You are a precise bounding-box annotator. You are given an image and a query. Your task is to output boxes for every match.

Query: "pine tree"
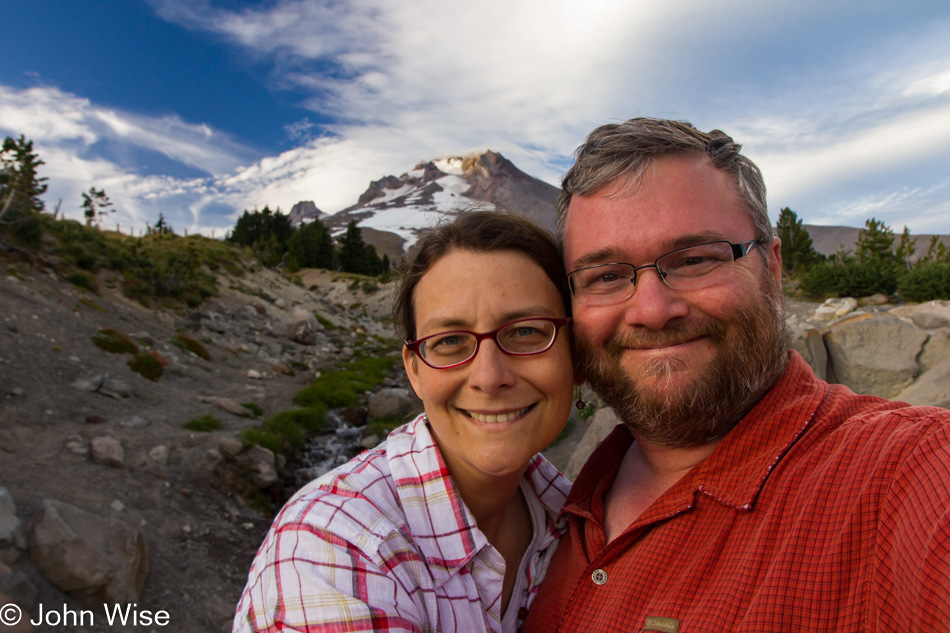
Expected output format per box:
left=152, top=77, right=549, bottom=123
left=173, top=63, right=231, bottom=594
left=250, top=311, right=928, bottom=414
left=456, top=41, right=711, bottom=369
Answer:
left=81, top=187, right=113, bottom=226
left=287, top=219, right=335, bottom=270
left=855, top=218, right=897, bottom=263
left=151, top=213, right=174, bottom=235
left=894, top=226, right=916, bottom=269
left=775, top=207, right=821, bottom=275
left=0, top=135, right=47, bottom=220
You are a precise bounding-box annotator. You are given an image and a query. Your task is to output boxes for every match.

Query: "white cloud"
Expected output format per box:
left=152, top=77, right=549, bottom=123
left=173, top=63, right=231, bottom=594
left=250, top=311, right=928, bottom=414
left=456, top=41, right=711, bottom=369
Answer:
left=6, top=1, right=950, bottom=235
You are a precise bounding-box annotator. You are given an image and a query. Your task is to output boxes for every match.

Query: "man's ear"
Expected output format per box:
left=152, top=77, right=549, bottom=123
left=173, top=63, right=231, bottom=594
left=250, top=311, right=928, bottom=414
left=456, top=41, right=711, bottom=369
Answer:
left=765, top=236, right=783, bottom=285
left=403, top=345, right=423, bottom=400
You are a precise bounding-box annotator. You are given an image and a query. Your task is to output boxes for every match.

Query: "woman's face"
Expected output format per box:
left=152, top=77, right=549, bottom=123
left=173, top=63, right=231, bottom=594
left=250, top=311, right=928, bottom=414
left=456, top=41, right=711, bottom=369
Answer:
left=403, top=249, right=576, bottom=486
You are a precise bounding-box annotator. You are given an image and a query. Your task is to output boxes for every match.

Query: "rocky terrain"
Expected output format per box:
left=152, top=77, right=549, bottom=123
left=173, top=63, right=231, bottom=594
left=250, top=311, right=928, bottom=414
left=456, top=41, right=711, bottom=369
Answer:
left=2, top=247, right=949, bottom=633
left=0, top=259, right=404, bottom=633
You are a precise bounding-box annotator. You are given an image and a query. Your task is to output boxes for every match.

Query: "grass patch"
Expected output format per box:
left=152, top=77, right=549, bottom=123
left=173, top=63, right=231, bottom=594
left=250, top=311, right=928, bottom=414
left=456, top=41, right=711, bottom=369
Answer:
left=241, top=354, right=400, bottom=457
left=293, top=355, right=399, bottom=409
left=78, top=297, right=107, bottom=312
left=241, top=402, right=263, bottom=417
left=184, top=414, right=222, bottom=432
left=366, top=414, right=408, bottom=438
left=93, top=328, right=139, bottom=354
left=174, top=332, right=212, bottom=360
left=239, top=405, right=327, bottom=454
left=314, top=313, right=335, bottom=330
left=128, top=351, right=165, bottom=381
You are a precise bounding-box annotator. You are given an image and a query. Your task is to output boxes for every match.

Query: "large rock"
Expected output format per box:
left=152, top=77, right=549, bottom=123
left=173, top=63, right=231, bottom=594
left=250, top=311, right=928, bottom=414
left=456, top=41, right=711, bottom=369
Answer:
left=565, top=408, right=622, bottom=481
left=368, top=388, right=422, bottom=420
left=30, top=499, right=148, bottom=607
left=286, top=308, right=322, bottom=346
left=239, top=445, right=279, bottom=489
left=824, top=315, right=929, bottom=398
left=894, top=357, right=950, bottom=408
left=789, top=323, right=828, bottom=381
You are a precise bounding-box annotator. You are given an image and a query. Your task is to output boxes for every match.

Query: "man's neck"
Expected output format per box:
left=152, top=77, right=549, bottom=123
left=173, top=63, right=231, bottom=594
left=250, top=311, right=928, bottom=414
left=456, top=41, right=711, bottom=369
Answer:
left=603, top=432, right=724, bottom=543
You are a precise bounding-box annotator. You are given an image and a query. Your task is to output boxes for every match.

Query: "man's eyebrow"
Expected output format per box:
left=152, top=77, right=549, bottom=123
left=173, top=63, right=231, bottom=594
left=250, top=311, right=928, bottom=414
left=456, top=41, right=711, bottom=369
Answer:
left=569, top=231, right=733, bottom=270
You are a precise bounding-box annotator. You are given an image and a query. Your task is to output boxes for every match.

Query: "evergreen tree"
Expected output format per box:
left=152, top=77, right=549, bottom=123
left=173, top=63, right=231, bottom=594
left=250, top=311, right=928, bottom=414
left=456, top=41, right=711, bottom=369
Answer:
left=895, top=226, right=916, bottom=269
left=775, top=207, right=821, bottom=275
left=227, top=206, right=293, bottom=266
left=920, top=235, right=950, bottom=265
left=81, top=187, right=113, bottom=226
left=337, top=221, right=383, bottom=275
left=0, top=135, right=47, bottom=220
left=287, top=219, right=335, bottom=270
left=150, top=213, right=174, bottom=235
left=855, top=217, right=897, bottom=263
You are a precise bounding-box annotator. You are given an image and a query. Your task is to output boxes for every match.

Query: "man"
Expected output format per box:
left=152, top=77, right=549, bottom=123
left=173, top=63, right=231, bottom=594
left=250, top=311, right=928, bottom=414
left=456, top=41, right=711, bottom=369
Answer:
left=522, top=118, right=950, bottom=632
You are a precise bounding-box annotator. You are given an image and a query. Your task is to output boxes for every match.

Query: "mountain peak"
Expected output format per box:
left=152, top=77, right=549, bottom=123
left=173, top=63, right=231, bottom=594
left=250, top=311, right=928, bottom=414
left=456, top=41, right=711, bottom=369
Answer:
left=315, top=150, right=558, bottom=258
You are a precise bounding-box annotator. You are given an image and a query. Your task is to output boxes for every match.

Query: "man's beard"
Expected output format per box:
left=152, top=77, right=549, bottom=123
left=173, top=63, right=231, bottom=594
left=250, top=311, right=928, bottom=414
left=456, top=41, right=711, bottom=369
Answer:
left=576, top=273, right=791, bottom=448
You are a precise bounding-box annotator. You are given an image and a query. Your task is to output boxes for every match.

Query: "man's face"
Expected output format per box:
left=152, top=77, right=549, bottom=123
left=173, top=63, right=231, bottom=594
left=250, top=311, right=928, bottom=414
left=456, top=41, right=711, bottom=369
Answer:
left=563, top=155, right=789, bottom=447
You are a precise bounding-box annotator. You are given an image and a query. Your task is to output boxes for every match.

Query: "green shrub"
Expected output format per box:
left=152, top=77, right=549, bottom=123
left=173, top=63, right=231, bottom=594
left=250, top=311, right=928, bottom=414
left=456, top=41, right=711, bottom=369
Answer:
left=75, top=253, right=99, bottom=272
left=899, top=262, right=950, bottom=302
left=128, top=351, right=165, bottom=381
left=174, top=332, right=212, bottom=360
left=67, top=271, right=99, bottom=293
left=184, top=415, right=222, bottom=432
left=92, top=328, right=139, bottom=354
left=240, top=405, right=327, bottom=453
left=799, top=256, right=900, bottom=299
left=241, top=402, right=264, bottom=417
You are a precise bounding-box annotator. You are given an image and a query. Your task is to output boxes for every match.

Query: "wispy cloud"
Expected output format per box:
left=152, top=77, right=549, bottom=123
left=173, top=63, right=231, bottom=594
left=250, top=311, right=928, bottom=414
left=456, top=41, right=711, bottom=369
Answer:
left=5, top=1, right=950, bottom=235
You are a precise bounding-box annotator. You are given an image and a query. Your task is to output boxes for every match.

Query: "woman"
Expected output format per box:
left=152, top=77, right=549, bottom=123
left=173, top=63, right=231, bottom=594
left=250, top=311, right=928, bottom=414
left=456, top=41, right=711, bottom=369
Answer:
left=233, top=211, right=579, bottom=633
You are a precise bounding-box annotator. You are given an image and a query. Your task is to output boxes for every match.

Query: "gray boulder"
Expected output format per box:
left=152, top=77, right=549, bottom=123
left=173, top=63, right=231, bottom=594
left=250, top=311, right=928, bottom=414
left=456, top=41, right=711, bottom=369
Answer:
left=30, top=499, right=148, bottom=607
left=368, top=388, right=422, bottom=420
left=824, top=315, right=929, bottom=398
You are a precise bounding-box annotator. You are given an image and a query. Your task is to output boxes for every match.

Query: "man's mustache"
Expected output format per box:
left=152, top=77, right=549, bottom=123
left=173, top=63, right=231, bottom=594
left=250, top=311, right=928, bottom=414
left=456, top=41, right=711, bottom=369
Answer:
left=602, top=319, right=728, bottom=356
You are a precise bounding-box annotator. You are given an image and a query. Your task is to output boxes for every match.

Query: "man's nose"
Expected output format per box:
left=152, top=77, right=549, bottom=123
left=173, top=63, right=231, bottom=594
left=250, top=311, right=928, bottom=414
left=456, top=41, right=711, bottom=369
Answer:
left=621, top=267, right=687, bottom=329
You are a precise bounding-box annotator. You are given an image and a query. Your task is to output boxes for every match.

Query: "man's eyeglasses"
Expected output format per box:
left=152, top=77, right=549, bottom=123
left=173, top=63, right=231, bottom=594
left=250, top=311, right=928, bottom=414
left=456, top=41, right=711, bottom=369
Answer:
left=568, top=239, right=763, bottom=306
left=405, top=317, right=571, bottom=369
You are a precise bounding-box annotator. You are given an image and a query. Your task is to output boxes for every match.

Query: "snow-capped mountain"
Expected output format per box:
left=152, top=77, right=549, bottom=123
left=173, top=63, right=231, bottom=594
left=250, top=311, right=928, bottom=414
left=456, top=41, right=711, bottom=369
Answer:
left=290, top=150, right=559, bottom=258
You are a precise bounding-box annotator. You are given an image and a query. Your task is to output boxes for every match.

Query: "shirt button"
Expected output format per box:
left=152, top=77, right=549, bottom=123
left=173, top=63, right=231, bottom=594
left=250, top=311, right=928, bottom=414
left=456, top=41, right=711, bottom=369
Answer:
left=591, top=569, right=608, bottom=585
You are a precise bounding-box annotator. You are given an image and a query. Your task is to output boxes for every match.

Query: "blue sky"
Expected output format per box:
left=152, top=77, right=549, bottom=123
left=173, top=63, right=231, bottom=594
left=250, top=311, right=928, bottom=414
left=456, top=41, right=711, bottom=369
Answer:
left=2, top=0, right=949, bottom=236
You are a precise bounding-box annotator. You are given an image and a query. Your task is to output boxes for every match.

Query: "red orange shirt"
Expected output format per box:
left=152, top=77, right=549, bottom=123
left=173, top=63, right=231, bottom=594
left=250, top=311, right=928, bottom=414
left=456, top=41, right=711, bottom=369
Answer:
left=523, top=352, right=950, bottom=632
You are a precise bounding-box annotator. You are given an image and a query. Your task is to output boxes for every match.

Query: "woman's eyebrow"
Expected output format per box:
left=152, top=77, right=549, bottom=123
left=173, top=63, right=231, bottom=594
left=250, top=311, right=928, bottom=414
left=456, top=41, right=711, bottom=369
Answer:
left=417, top=305, right=560, bottom=335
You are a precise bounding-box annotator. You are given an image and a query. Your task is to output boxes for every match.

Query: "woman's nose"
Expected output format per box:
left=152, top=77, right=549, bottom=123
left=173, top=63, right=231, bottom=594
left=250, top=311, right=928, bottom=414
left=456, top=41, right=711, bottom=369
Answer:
left=466, top=339, right=516, bottom=393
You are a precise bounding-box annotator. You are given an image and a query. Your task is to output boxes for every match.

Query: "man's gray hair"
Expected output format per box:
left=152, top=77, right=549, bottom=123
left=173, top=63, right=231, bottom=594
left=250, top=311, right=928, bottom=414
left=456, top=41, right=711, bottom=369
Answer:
left=557, top=118, right=773, bottom=244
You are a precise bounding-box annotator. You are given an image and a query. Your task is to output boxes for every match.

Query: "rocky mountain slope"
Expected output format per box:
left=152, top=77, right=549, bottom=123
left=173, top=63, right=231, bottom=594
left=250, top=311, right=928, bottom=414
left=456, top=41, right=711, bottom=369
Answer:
left=291, top=150, right=559, bottom=259
left=0, top=257, right=403, bottom=632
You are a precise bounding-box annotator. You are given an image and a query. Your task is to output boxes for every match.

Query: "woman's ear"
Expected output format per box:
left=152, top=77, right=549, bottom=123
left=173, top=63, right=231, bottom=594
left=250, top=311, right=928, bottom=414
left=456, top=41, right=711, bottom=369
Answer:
left=403, top=345, right=423, bottom=399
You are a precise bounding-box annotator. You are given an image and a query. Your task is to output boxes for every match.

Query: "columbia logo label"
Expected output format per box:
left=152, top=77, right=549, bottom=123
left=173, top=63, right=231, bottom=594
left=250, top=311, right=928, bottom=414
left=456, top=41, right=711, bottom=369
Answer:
left=644, top=616, right=680, bottom=633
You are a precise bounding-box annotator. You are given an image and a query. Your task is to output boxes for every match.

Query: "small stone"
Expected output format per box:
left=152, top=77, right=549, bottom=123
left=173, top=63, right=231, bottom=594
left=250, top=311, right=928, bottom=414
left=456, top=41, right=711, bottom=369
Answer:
left=90, top=436, right=124, bottom=468
left=149, top=445, right=170, bottom=465
left=120, top=415, right=150, bottom=429
left=110, top=499, right=125, bottom=512
left=247, top=369, right=263, bottom=379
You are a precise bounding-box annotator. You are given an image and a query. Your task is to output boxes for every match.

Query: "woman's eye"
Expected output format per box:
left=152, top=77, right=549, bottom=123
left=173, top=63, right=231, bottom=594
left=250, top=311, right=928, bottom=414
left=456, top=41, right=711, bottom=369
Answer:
left=430, top=335, right=463, bottom=349
left=512, top=326, right=540, bottom=337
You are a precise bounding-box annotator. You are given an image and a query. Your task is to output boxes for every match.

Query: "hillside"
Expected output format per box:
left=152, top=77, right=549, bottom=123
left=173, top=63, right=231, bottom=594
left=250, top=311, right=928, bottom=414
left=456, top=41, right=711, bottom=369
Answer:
left=0, top=240, right=405, bottom=632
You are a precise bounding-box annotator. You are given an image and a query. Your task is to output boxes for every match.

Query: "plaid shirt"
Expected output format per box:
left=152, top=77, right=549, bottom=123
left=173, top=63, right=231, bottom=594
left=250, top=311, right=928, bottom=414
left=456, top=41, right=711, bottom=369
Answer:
left=523, top=352, right=950, bottom=632
left=234, top=414, right=570, bottom=633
